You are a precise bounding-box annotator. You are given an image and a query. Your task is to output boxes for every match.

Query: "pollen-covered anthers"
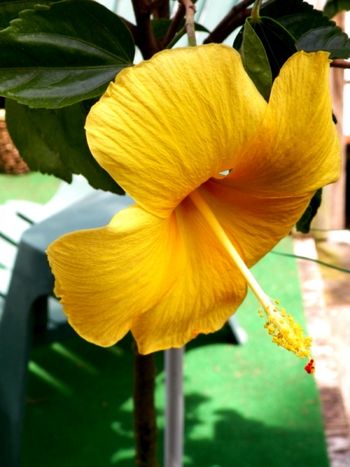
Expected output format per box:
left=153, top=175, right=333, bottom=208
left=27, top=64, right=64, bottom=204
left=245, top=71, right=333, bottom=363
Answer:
left=258, top=300, right=312, bottom=358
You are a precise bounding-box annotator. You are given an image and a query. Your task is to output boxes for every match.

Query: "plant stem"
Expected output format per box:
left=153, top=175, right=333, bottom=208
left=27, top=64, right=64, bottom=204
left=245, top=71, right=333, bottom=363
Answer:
left=181, top=0, right=196, bottom=46
left=251, top=0, right=263, bottom=22
left=204, top=0, right=254, bottom=44
left=162, top=2, right=186, bottom=48
left=133, top=344, right=158, bottom=467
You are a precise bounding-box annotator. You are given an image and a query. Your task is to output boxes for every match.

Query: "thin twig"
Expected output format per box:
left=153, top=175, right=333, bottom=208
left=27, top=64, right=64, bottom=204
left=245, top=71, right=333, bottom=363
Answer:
left=181, top=0, right=196, bottom=46
left=331, top=59, right=350, bottom=69
left=132, top=0, right=160, bottom=58
left=204, top=0, right=254, bottom=44
left=162, top=2, right=186, bottom=48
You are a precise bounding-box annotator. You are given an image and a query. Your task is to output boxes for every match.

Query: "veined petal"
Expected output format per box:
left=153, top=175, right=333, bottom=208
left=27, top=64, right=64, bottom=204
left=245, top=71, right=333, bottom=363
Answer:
left=48, top=196, right=248, bottom=353
left=47, top=206, right=179, bottom=347
left=131, top=196, right=247, bottom=354
left=86, top=44, right=267, bottom=218
left=201, top=180, right=311, bottom=268
left=222, top=51, right=340, bottom=196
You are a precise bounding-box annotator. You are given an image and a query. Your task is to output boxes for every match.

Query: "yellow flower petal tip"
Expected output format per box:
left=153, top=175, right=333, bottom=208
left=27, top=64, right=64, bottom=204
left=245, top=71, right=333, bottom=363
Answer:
left=259, top=300, right=312, bottom=359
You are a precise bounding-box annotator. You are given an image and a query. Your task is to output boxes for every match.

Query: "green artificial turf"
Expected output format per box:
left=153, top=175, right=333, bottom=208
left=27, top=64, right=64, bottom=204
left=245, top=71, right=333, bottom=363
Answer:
left=0, top=172, right=60, bottom=205
left=22, top=238, right=328, bottom=467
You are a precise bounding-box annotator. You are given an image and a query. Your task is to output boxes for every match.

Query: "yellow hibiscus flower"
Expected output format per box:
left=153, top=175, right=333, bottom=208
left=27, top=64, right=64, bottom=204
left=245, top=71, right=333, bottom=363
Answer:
left=47, top=44, right=340, bottom=357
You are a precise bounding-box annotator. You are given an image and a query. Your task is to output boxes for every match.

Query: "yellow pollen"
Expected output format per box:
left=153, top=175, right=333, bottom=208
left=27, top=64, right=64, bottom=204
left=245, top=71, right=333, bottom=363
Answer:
left=189, top=190, right=312, bottom=360
left=260, top=300, right=311, bottom=358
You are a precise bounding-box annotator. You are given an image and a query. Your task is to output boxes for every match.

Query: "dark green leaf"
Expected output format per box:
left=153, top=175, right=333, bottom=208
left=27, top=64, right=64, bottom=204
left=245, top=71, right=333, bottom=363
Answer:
left=262, top=0, right=321, bottom=20
left=0, top=0, right=50, bottom=30
left=6, top=99, right=123, bottom=194
left=241, top=19, right=272, bottom=100
left=297, top=25, right=350, bottom=58
left=262, top=0, right=350, bottom=58
left=262, top=0, right=335, bottom=40
left=0, top=0, right=135, bottom=108
left=6, top=0, right=135, bottom=61
left=152, top=18, right=172, bottom=40
left=233, top=27, right=243, bottom=50
left=296, top=189, right=322, bottom=233
left=0, top=65, right=126, bottom=109
left=324, top=0, right=350, bottom=18
left=246, top=17, right=296, bottom=79
left=277, top=13, right=331, bottom=40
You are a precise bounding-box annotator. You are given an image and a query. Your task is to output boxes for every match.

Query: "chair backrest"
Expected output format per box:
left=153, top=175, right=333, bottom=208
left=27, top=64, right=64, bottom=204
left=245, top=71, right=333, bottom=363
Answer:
left=0, top=175, right=95, bottom=311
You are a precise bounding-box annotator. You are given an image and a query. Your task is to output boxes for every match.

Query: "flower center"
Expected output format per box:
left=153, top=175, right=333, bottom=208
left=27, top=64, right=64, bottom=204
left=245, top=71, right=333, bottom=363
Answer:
left=189, top=189, right=312, bottom=361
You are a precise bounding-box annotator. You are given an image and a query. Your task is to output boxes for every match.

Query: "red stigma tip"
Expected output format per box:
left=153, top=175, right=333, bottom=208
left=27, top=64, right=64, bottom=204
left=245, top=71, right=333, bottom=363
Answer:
left=304, top=359, right=315, bottom=374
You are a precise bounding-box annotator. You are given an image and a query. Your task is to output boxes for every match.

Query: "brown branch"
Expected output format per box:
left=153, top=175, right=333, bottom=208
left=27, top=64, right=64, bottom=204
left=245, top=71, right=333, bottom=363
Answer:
left=162, top=2, right=186, bottom=48
left=151, top=0, right=170, bottom=19
left=133, top=347, right=158, bottom=467
left=204, top=0, right=254, bottom=44
left=331, top=59, right=350, bottom=69
left=132, top=0, right=160, bottom=59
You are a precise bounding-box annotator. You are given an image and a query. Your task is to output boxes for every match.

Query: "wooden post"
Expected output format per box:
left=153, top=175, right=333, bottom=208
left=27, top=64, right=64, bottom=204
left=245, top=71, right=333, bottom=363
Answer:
left=313, top=10, right=347, bottom=233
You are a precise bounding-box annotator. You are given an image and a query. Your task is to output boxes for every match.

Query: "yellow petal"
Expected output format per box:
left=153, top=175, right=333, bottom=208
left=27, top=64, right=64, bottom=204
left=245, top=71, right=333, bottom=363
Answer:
left=86, top=44, right=267, bottom=218
left=131, top=195, right=247, bottom=354
left=47, top=206, right=179, bottom=347
left=200, top=180, right=311, bottom=267
left=222, top=51, right=340, bottom=196
left=188, top=188, right=313, bottom=360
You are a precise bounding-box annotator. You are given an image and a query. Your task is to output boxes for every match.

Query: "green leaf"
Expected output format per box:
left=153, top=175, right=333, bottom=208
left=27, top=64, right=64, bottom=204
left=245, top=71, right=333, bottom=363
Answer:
left=0, top=0, right=135, bottom=108
left=234, top=17, right=296, bottom=78
left=0, top=65, right=126, bottom=109
left=262, top=0, right=335, bottom=40
left=6, top=99, right=123, bottom=194
left=277, top=13, right=330, bottom=40
left=240, top=19, right=272, bottom=100
left=260, top=0, right=350, bottom=59
left=241, top=17, right=296, bottom=79
left=297, top=25, right=350, bottom=58
left=324, top=0, right=350, bottom=18
left=296, top=189, right=322, bottom=233
left=0, top=0, right=49, bottom=30
left=151, top=18, right=172, bottom=40
left=262, top=0, right=324, bottom=21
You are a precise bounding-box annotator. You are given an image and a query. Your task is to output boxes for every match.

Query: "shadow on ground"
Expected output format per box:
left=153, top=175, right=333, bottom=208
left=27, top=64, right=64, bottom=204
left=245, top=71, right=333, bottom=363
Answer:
left=22, top=327, right=328, bottom=467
